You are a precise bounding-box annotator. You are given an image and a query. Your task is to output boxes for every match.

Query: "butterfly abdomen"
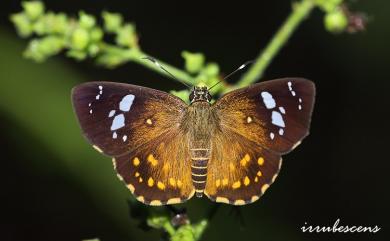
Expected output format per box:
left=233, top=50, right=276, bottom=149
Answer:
left=186, top=101, right=216, bottom=197
left=190, top=149, right=210, bottom=197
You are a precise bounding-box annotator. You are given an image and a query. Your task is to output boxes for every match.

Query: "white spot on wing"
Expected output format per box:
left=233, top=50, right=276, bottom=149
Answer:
left=89, top=109, right=93, bottom=114
left=270, top=132, right=275, bottom=140
left=119, top=94, right=135, bottom=112
left=123, top=135, right=127, bottom=142
left=288, top=81, right=292, bottom=90
left=298, top=104, right=302, bottom=110
left=113, top=132, right=117, bottom=139
left=291, top=91, right=296, bottom=96
left=88, top=103, right=91, bottom=107
left=299, top=98, right=302, bottom=103
left=108, top=110, right=116, bottom=117
left=99, top=85, right=103, bottom=90
left=271, top=111, right=285, bottom=127
left=111, top=114, right=125, bottom=130
left=96, top=95, right=100, bottom=100
left=279, top=106, right=286, bottom=114
left=261, top=91, right=276, bottom=109
left=279, top=128, right=284, bottom=135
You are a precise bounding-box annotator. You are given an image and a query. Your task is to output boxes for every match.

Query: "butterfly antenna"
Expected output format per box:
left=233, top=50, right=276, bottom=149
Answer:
left=142, top=56, right=191, bottom=88
left=208, top=60, right=254, bottom=90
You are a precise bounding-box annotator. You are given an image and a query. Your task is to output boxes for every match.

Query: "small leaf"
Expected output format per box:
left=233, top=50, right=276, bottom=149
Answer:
left=102, top=11, right=123, bottom=33
left=24, top=36, right=65, bottom=61
left=115, top=23, right=137, bottom=48
left=182, top=51, right=205, bottom=74
left=10, top=13, right=33, bottom=37
left=79, top=11, right=96, bottom=29
left=71, top=27, right=90, bottom=50
left=22, top=1, right=45, bottom=21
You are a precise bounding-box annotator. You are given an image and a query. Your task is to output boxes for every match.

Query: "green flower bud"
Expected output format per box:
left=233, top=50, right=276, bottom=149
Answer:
left=10, top=13, right=33, bottom=37
left=71, top=27, right=90, bottom=50
left=102, top=11, right=123, bottom=33
left=115, top=24, right=137, bottom=48
left=324, top=9, right=348, bottom=33
left=203, top=62, right=219, bottom=77
left=24, top=36, right=64, bottom=61
left=67, top=49, right=87, bottom=60
left=182, top=51, right=205, bottom=74
left=90, top=27, right=103, bottom=42
left=32, top=17, right=45, bottom=34
left=22, top=1, right=45, bottom=21
left=79, top=11, right=96, bottom=29
left=88, top=44, right=100, bottom=57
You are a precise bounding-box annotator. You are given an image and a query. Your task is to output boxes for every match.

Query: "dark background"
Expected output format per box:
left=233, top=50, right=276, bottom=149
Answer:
left=0, top=1, right=388, bottom=241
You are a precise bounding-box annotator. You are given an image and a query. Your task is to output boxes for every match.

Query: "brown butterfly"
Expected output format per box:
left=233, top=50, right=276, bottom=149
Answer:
left=72, top=78, right=315, bottom=205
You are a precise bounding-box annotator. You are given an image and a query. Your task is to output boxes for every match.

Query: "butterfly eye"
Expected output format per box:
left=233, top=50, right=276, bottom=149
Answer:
left=206, top=92, right=212, bottom=102
left=189, top=92, right=195, bottom=102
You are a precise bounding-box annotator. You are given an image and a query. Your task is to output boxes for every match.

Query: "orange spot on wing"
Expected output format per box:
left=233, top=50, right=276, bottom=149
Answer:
left=169, top=178, right=176, bottom=187
left=244, top=176, right=250, bottom=186
left=240, top=154, right=251, bottom=167
left=177, top=180, right=183, bottom=188
left=216, top=179, right=221, bottom=188
left=133, top=157, right=140, bottom=166
left=257, top=157, right=264, bottom=166
left=148, top=177, right=154, bottom=187
left=157, top=181, right=166, bottom=190
left=232, top=181, right=241, bottom=189
left=147, top=154, right=159, bottom=166
left=222, top=178, right=228, bottom=186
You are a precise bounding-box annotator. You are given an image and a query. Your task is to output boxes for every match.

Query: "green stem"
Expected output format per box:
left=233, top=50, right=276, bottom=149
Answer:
left=235, top=0, right=315, bottom=90
left=128, top=49, right=195, bottom=86
left=193, top=219, right=208, bottom=240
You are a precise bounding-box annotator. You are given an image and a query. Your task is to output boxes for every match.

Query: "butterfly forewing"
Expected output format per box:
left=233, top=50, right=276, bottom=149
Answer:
left=213, top=78, right=315, bottom=154
left=72, top=82, right=195, bottom=205
left=72, top=81, right=187, bottom=156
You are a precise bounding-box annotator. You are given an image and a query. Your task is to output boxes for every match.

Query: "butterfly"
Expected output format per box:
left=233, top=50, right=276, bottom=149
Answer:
left=72, top=78, right=315, bottom=206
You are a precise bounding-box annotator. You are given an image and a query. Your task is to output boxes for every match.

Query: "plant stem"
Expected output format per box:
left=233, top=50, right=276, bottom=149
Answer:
left=128, top=50, right=196, bottom=86
left=235, top=0, right=315, bottom=90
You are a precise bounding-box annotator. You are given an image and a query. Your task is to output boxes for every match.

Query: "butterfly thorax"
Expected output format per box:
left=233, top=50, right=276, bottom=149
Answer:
left=183, top=100, right=218, bottom=197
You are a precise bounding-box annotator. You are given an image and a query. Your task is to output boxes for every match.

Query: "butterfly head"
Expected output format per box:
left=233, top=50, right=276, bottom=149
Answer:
left=189, top=86, right=212, bottom=103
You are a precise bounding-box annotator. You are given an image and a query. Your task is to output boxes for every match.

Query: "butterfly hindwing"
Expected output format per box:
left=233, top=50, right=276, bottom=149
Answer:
left=204, top=127, right=282, bottom=205
left=72, top=81, right=187, bottom=156
left=213, top=78, right=315, bottom=154
left=114, top=131, right=195, bottom=205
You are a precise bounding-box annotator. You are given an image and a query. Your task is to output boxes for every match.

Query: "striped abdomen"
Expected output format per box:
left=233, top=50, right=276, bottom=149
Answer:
left=190, top=148, right=210, bottom=197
